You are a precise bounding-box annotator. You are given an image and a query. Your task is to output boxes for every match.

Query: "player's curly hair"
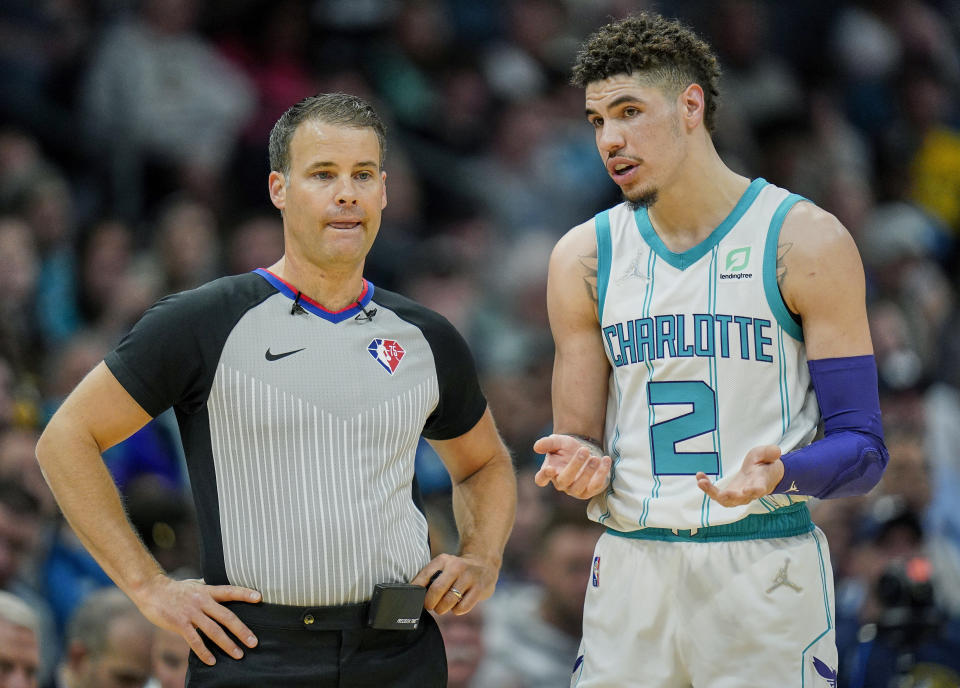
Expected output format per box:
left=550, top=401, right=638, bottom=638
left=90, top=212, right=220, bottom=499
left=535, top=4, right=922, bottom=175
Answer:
left=571, top=13, right=722, bottom=132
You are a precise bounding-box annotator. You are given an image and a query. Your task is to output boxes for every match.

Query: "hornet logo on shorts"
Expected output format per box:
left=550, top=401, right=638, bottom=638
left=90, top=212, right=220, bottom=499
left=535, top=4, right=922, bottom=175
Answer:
left=368, top=339, right=405, bottom=374
left=812, top=657, right=837, bottom=686
left=591, top=556, right=600, bottom=587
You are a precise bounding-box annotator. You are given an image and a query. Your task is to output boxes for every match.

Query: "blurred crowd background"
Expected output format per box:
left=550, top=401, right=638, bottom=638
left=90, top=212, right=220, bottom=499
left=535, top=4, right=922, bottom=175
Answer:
left=1, top=0, right=960, bottom=685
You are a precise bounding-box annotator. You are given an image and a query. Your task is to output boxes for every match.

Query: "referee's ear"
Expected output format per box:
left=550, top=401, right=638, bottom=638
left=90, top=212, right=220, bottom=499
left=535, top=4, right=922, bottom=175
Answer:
left=268, top=170, right=287, bottom=211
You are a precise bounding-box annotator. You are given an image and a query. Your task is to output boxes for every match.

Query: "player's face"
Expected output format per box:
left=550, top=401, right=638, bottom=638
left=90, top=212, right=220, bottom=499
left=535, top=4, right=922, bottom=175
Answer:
left=585, top=73, right=687, bottom=208
left=0, top=620, right=39, bottom=688
left=269, top=121, right=387, bottom=270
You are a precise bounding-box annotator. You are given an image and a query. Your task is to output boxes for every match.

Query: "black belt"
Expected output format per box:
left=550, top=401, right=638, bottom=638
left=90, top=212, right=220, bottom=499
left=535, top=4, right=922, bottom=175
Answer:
left=223, top=600, right=371, bottom=631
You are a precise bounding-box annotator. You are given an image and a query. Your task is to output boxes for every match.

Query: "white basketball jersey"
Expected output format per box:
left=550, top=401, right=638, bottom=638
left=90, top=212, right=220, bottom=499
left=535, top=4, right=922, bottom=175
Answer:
left=588, top=178, right=820, bottom=532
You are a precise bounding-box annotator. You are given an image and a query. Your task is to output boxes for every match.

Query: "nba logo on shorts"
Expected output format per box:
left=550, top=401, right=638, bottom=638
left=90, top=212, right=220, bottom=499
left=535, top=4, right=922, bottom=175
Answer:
left=368, top=339, right=405, bottom=374
left=592, top=556, right=600, bottom=587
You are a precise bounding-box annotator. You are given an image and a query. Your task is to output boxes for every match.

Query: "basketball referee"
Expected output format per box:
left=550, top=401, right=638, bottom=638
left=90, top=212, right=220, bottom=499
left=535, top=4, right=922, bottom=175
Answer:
left=36, top=93, right=517, bottom=687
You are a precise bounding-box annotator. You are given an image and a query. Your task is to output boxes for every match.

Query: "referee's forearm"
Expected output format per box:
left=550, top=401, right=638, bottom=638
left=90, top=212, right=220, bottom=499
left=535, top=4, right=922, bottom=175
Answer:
left=36, top=415, right=164, bottom=595
left=451, top=450, right=517, bottom=566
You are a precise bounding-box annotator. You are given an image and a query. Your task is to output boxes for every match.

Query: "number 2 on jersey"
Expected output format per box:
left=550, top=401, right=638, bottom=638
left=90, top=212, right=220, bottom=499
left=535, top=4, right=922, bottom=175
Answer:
left=648, top=381, right=719, bottom=475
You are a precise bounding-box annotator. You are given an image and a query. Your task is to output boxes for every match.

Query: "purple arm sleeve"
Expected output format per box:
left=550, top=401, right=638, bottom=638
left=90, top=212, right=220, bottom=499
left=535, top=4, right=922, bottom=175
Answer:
left=773, top=355, right=889, bottom=499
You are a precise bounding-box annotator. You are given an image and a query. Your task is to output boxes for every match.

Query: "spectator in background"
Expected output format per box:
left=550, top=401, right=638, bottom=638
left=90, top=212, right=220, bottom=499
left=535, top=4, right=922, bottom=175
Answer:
left=0, top=589, right=40, bottom=688
left=79, top=0, right=254, bottom=218
left=224, top=214, right=284, bottom=275
left=0, top=217, right=42, bottom=378
left=368, top=0, right=451, bottom=130
left=10, top=165, right=80, bottom=351
left=39, top=333, right=109, bottom=420
left=829, top=0, right=959, bottom=137
left=73, top=218, right=155, bottom=341
left=921, top=304, right=960, bottom=620
left=0, top=428, right=54, bottom=520
left=434, top=606, right=488, bottom=688
left=497, top=469, right=551, bottom=582
left=473, top=510, right=602, bottom=688
left=0, top=355, right=17, bottom=432
left=0, top=481, right=43, bottom=595
left=51, top=588, right=153, bottom=688
left=0, top=133, right=79, bottom=349
left=0, top=480, right=56, bottom=685
left=891, top=59, right=960, bottom=237
left=147, top=198, right=221, bottom=294
left=836, top=502, right=960, bottom=686
left=146, top=628, right=188, bottom=688
left=709, top=0, right=802, bottom=172
left=217, top=0, right=318, bottom=210
left=0, top=0, right=90, bottom=159
left=124, top=482, right=198, bottom=577
left=480, top=0, right=566, bottom=103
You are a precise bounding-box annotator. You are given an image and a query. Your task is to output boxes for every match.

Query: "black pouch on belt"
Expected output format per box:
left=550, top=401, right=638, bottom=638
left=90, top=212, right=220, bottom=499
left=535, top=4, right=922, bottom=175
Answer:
left=367, top=583, right=426, bottom=630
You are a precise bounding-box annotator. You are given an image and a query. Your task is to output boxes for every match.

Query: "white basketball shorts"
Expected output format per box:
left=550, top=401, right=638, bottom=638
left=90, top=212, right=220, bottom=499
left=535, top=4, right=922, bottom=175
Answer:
left=572, top=526, right=837, bottom=687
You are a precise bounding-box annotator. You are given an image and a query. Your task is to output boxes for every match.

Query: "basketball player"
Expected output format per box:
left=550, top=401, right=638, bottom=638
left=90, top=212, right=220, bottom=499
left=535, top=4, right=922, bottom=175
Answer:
left=534, top=14, right=888, bottom=687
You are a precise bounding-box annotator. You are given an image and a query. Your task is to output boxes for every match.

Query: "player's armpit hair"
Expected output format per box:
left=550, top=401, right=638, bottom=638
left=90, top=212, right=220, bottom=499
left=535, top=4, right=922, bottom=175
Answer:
left=773, top=355, right=889, bottom=499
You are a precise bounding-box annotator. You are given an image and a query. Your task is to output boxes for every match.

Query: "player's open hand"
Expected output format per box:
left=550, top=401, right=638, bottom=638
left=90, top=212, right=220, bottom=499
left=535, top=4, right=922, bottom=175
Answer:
left=413, top=552, right=498, bottom=616
left=130, top=575, right=262, bottom=666
left=695, top=444, right=785, bottom=507
left=533, top=434, right=612, bottom=500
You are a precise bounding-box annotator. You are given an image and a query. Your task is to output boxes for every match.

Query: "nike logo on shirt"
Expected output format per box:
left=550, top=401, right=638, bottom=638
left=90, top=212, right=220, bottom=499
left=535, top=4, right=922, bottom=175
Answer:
left=265, top=347, right=305, bottom=361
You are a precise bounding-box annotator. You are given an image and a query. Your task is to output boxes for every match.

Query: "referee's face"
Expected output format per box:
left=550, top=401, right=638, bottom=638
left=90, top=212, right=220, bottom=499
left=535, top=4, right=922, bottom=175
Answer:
left=269, top=120, right=387, bottom=270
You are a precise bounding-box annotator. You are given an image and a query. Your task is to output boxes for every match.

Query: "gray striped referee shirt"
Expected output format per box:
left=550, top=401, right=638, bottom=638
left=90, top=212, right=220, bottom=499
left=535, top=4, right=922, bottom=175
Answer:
left=105, top=269, right=487, bottom=606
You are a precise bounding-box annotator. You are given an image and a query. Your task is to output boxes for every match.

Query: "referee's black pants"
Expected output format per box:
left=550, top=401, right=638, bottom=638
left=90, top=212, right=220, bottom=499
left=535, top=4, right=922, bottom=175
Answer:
left=186, top=601, right=447, bottom=687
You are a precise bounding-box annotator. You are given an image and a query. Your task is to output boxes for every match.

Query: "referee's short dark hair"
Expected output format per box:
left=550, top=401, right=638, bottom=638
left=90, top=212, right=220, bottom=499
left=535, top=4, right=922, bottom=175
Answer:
left=268, top=93, right=387, bottom=175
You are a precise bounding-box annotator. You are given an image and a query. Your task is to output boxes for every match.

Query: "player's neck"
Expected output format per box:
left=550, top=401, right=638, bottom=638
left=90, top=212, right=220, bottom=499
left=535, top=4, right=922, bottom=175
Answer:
left=646, top=150, right=751, bottom=253
left=267, top=256, right=366, bottom=312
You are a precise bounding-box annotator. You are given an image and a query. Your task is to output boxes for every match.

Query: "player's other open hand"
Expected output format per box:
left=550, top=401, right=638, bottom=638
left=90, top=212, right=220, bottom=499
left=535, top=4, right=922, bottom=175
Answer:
left=533, top=434, right=612, bottom=499
left=695, top=444, right=785, bottom=507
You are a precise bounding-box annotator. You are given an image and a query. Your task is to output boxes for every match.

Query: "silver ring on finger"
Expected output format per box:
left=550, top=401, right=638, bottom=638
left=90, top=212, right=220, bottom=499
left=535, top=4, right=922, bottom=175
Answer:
left=448, top=587, right=464, bottom=601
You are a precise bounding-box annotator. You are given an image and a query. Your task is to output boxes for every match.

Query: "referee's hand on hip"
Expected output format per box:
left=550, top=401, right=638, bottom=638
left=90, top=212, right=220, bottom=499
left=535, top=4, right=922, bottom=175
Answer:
left=131, top=574, right=262, bottom=666
left=413, top=552, right=498, bottom=616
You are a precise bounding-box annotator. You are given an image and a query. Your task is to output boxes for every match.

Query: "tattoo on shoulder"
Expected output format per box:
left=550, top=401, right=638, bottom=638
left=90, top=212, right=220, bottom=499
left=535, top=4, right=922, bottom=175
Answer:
left=578, top=249, right=599, bottom=305
left=776, top=241, right=793, bottom=287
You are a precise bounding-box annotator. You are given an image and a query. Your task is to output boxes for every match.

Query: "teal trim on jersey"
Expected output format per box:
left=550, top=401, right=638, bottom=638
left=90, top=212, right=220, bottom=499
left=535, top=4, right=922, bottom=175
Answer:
left=640, top=249, right=658, bottom=527
left=610, top=502, right=813, bottom=542
left=702, top=246, right=721, bottom=527
left=800, top=529, right=834, bottom=687
left=597, top=210, right=617, bottom=524
left=600, top=361, right=624, bottom=525
left=777, top=327, right=791, bottom=436
left=595, top=210, right=613, bottom=322
left=633, top=178, right=768, bottom=271
left=763, top=194, right=806, bottom=341
left=703, top=250, right=719, bottom=524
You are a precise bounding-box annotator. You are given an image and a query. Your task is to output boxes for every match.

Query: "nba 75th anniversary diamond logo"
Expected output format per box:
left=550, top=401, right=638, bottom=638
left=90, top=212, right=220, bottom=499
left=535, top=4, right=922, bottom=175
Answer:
left=368, top=339, right=405, bottom=374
